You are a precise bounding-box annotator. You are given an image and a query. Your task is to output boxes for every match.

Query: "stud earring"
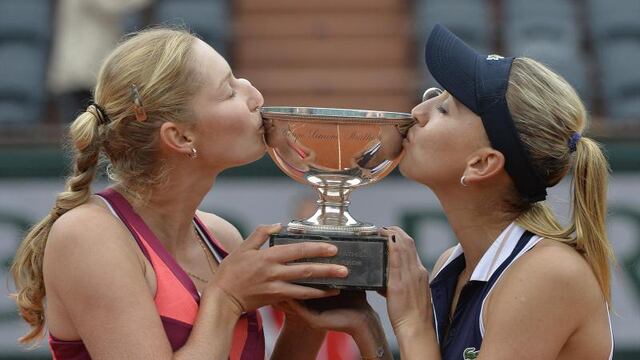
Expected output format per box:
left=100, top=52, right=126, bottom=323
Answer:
left=189, top=148, right=198, bottom=159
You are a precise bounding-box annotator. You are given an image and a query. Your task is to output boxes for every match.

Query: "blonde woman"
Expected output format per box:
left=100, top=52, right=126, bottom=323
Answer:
left=383, top=24, right=615, bottom=359
left=10, top=28, right=366, bottom=359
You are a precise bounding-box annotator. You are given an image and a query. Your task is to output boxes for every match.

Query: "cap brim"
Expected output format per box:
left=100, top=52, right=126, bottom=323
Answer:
left=425, top=24, right=480, bottom=113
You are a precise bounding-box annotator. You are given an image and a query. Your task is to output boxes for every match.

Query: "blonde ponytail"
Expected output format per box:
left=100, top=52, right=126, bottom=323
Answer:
left=11, top=108, right=102, bottom=343
left=507, top=57, right=614, bottom=303
left=570, top=138, right=613, bottom=301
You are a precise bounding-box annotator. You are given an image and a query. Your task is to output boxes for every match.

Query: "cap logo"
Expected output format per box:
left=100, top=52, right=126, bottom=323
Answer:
left=486, top=54, right=504, bottom=61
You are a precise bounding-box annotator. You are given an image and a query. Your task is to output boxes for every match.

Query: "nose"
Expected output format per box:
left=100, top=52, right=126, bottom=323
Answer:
left=238, top=78, right=264, bottom=111
left=253, top=88, right=265, bottom=111
left=411, top=103, right=429, bottom=126
left=411, top=87, right=444, bottom=126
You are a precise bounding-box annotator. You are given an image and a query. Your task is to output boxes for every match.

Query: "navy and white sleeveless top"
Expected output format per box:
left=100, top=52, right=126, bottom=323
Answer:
left=429, top=223, right=614, bottom=360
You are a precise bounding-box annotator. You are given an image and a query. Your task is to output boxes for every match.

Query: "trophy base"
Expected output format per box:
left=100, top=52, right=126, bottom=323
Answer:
left=269, top=231, right=387, bottom=290
left=303, top=290, right=366, bottom=313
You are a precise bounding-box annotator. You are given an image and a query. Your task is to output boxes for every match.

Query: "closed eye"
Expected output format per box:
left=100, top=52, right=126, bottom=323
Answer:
left=437, top=104, right=448, bottom=114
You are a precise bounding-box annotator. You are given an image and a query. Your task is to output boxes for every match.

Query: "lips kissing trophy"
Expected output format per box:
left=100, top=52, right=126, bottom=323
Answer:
left=261, top=107, right=414, bottom=290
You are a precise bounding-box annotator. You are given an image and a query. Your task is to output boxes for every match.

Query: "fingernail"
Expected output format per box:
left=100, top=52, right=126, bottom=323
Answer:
left=272, top=223, right=281, bottom=227
left=326, top=245, right=338, bottom=254
left=392, top=235, right=396, bottom=243
left=338, top=266, right=349, bottom=276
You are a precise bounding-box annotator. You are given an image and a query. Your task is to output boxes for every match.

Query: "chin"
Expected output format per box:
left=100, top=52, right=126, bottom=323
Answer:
left=221, top=144, right=265, bottom=170
left=243, top=146, right=267, bottom=166
left=398, top=160, right=415, bottom=181
left=399, top=159, right=433, bottom=187
left=252, top=148, right=266, bottom=163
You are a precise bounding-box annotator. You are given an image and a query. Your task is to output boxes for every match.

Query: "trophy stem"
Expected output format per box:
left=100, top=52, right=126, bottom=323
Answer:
left=317, top=186, right=352, bottom=209
left=287, top=186, right=377, bottom=235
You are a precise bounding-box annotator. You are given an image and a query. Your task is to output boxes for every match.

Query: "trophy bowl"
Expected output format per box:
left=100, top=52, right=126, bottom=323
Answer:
left=262, top=106, right=415, bottom=290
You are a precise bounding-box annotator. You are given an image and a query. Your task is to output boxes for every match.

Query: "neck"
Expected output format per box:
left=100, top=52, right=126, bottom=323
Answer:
left=435, top=190, right=515, bottom=273
left=117, top=164, right=218, bottom=253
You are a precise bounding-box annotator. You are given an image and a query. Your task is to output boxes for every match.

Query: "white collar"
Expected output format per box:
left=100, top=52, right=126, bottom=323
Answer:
left=431, top=222, right=526, bottom=282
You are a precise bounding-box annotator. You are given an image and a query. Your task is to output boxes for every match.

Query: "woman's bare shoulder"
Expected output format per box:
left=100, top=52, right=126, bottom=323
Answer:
left=47, top=199, right=135, bottom=253
left=479, top=239, right=609, bottom=358
left=488, top=238, right=605, bottom=322
left=43, top=199, right=174, bottom=357
left=511, top=239, right=601, bottom=296
left=45, top=198, right=145, bottom=291
left=195, top=210, right=244, bottom=253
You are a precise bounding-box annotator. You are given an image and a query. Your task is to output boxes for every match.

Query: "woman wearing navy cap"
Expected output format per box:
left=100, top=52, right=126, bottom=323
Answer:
left=381, top=24, right=615, bottom=359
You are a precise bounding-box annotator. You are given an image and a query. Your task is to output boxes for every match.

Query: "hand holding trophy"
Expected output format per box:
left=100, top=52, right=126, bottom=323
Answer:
left=262, top=107, right=415, bottom=290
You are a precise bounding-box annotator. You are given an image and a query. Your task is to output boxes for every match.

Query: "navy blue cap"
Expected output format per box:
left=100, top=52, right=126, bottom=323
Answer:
left=425, top=24, right=547, bottom=203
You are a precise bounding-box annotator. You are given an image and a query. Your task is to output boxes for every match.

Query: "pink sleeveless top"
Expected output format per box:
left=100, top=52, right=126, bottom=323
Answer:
left=48, top=188, right=265, bottom=359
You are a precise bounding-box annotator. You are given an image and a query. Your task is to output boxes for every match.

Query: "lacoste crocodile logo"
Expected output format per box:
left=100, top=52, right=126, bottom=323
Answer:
left=463, top=347, right=479, bottom=359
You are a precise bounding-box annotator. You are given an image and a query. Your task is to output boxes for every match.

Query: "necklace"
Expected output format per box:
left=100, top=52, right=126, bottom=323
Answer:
left=187, top=271, right=209, bottom=283
left=187, top=225, right=216, bottom=283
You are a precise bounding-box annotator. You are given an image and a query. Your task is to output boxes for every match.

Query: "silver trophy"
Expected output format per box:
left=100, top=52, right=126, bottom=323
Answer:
left=262, top=106, right=415, bottom=290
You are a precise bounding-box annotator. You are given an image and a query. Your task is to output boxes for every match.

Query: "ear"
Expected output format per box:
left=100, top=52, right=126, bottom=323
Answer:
left=462, top=147, right=505, bottom=185
left=159, top=121, right=196, bottom=157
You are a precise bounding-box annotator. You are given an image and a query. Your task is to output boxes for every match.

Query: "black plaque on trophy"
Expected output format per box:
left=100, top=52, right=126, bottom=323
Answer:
left=270, top=232, right=387, bottom=290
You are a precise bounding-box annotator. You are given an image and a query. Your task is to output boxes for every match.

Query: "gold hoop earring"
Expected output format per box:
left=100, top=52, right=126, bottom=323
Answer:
left=189, top=148, right=198, bottom=159
left=460, top=175, right=468, bottom=187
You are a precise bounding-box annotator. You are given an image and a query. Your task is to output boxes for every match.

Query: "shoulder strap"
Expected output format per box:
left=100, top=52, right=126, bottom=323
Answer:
left=478, top=230, right=541, bottom=337
left=193, top=215, right=228, bottom=262
left=484, top=231, right=536, bottom=287
left=96, top=188, right=200, bottom=302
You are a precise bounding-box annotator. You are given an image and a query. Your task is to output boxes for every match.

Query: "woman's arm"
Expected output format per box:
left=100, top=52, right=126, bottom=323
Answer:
left=46, top=209, right=346, bottom=359
left=45, top=208, right=240, bottom=359
left=381, top=226, right=440, bottom=360
left=477, top=243, right=594, bottom=360
left=271, top=317, right=326, bottom=360
left=382, top=228, right=599, bottom=360
left=272, top=293, right=393, bottom=360
left=199, top=212, right=345, bottom=360
left=349, top=308, right=392, bottom=360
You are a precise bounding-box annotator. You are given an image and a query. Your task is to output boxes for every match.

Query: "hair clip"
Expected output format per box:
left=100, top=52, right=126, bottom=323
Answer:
left=130, top=84, right=148, bottom=122
left=88, top=101, right=110, bottom=125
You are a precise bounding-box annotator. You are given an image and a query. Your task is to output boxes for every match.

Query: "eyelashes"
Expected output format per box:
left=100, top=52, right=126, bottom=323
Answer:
left=436, top=104, right=448, bottom=114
